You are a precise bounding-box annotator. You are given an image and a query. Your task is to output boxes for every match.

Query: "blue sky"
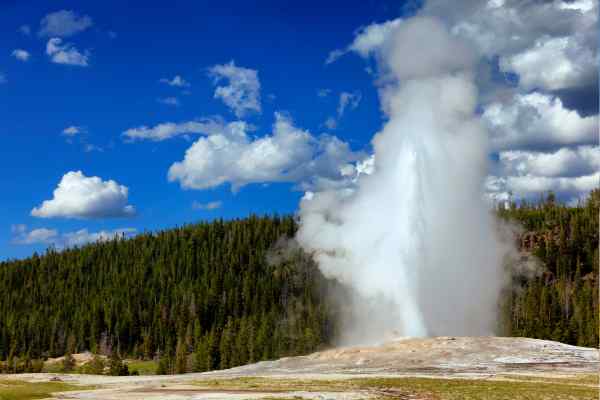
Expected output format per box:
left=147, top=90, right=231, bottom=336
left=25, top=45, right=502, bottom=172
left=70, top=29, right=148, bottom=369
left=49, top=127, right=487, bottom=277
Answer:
left=1, top=0, right=597, bottom=260
left=0, top=1, right=409, bottom=260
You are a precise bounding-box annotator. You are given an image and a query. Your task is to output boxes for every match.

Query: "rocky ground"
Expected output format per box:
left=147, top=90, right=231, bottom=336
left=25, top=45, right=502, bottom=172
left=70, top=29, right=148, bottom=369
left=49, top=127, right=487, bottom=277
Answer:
left=3, top=337, right=599, bottom=399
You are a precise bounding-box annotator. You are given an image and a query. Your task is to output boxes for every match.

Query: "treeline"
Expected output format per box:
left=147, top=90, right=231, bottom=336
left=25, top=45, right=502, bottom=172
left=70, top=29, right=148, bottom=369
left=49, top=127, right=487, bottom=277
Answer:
left=499, top=189, right=599, bottom=347
left=0, top=192, right=598, bottom=374
left=0, top=215, right=340, bottom=373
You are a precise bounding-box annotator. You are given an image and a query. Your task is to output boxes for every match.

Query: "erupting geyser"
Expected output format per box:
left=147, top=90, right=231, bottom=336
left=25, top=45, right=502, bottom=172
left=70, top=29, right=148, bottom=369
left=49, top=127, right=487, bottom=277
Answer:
left=297, top=17, right=511, bottom=344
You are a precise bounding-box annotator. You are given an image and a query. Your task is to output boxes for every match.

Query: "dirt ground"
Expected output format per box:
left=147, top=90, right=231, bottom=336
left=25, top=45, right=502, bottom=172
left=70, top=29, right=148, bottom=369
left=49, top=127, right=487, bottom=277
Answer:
left=4, top=336, right=599, bottom=399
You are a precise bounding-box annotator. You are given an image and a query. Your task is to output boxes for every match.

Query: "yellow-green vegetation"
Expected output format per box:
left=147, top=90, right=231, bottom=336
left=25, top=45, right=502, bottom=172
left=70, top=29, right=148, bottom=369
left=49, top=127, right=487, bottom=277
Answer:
left=0, top=379, right=89, bottom=400
left=40, top=361, right=86, bottom=374
left=40, top=362, right=63, bottom=374
left=195, top=377, right=345, bottom=393
left=40, top=357, right=154, bottom=376
left=125, top=359, right=157, bottom=375
left=356, top=377, right=599, bottom=399
left=496, top=374, right=599, bottom=386
left=192, top=376, right=599, bottom=399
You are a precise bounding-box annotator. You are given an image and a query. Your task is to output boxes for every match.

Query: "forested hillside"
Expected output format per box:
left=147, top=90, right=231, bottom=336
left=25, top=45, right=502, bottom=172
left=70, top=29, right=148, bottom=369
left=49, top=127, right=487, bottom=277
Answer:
left=0, top=216, right=341, bottom=373
left=0, top=191, right=598, bottom=374
left=499, top=189, right=599, bottom=347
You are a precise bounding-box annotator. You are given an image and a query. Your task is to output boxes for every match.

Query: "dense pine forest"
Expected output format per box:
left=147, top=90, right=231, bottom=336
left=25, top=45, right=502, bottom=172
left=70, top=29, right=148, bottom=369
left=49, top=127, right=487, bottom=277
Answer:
left=0, top=216, right=341, bottom=373
left=0, top=191, right=598, bottom=374
left=499, top=189, right=599, bottom=348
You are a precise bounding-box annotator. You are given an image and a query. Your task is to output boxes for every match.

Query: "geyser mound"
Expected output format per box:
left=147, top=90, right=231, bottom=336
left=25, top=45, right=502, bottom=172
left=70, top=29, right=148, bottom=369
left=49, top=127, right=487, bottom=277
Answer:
left=296, top=17, right=512, bottom=344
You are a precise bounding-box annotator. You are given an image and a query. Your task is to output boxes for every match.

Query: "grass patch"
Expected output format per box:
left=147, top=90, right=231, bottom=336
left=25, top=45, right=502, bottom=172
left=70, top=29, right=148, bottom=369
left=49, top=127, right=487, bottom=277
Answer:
left=41, top=362, right=88, bottom=374
left=356, top=377, right=599, bottom=399
left=125, top=359, right=157, bottom=375
left=194, top=377, right=344, bottom=392
left=192, top=376, right=599, bottom=399
left=39, top=362, right=63, bottom=374
left=0, top=379, right=89, bottom=400
left=41, top=357, right=156, bottom=376
left=496, top=374, right=600, bottom=386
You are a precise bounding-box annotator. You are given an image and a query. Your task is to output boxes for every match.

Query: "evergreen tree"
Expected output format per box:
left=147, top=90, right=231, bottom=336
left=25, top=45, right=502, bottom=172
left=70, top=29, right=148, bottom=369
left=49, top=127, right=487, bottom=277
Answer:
left=174, top=338, right=188, bottom=374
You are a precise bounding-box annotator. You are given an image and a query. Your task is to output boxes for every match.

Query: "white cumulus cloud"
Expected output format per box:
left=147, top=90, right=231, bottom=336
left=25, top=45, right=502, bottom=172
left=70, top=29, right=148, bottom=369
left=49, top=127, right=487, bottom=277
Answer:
left=498, top=146, right=600, bottom=178
left=323, top=5, right=598, bottom=205
left=168, top=113, right=363, bottom=192
left=483, top=92, right=598, bottom=151
left=209, top=61, right=261, bottom=117
left=31, top=171, right=135, bottom=219
left=425, top=0, right=598, bottom=94
left=500, top=36, right=597, bottom=91
left=487, top=173, right=599, bottom=204
left=487, top=146, right=600, bottom=203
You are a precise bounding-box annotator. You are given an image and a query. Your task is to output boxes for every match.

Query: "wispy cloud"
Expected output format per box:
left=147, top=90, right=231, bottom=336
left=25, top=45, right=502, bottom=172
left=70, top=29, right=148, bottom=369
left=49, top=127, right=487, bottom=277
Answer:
left=337, top=91, right=362, bottom=117
left=18, top=25, right=31, bottom=35
left=123, top=119, right=225, bottom=141
left=157, top=97, right=180, bottom=106
left=159, top=75, right=190, bottom=88
left=12, top=224, right=136, bottom=248
left=323, top=91, right=362, bottom=130
left=317, top=88, right=332, bottom=97
left=39, top=10, right=93, bottom=37
left=192, top=200, right=223, bottom=210
left=11, top=49, right=31, bottom=62
left=325, top=49, right=346, bottom=65
left=62, top=125, right=83, bottom=136
left=46, top=38, right=90, bottom=67
left=11, top=225, right=57, bottom=245
left=209, top=60, right=261, bottom=117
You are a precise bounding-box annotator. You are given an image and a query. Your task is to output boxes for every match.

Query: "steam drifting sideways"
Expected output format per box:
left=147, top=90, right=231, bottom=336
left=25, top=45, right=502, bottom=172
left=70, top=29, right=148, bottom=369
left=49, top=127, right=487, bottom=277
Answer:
left=297, top=17, right=511, bottom=344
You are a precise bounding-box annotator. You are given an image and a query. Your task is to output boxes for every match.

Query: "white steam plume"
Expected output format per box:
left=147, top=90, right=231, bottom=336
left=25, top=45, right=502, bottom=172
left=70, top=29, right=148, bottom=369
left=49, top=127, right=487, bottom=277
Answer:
left=297, top=17, right=510, bottom=344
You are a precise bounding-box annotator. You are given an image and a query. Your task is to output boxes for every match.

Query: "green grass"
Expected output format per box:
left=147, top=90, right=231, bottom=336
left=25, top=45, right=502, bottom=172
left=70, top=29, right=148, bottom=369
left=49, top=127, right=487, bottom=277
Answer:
left=0, top=379, right=90, bottom=400
left=192, top=376, right=599, bottom=399
left=125, top=359, right=157, bottom=375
